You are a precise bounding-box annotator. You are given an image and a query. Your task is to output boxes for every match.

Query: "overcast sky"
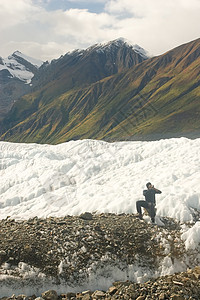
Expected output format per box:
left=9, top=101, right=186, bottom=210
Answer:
left=0, top=0, right=200, bottom=61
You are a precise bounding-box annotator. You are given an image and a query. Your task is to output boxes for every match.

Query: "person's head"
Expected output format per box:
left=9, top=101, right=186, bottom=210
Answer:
left=146, top=182, right=152, bottom=189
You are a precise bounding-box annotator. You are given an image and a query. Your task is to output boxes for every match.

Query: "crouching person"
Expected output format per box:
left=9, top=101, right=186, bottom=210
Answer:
left=136, top=182, right=162, bottom=223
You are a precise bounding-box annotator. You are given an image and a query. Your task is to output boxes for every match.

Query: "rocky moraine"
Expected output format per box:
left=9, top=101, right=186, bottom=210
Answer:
left=0, top=213, right=199, bottom=299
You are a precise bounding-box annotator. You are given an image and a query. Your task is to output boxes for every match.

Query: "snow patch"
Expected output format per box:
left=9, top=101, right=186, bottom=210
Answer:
left=181, top=222, right=200, bottom=250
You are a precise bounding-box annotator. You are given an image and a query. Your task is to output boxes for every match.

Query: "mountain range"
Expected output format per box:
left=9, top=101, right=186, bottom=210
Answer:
left=0, top=37, right=199, bottom=143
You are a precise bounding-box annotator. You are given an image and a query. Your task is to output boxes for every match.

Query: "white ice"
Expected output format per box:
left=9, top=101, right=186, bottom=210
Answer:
left=0, top=137, right=199, bottom=222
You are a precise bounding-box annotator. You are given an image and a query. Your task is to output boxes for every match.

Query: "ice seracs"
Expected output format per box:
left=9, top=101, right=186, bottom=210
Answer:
left=0, top=137, right=199, bottom=222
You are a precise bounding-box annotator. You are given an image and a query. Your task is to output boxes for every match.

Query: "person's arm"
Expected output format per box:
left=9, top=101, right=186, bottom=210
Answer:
left=143, top=189, right=148, bottom=196
left=152, top=186, right=162, bottom=194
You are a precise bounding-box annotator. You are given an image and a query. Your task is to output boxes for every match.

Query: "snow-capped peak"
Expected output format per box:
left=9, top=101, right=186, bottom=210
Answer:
left=87, top=38, right=149, bottom=59
left=102, top=37, right=133, bottom=48
left=11, top=51, right=43, bottom=68
left=0, top=51, right=43, bottom=84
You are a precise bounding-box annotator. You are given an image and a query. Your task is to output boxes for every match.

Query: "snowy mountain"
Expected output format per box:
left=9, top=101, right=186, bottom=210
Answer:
left=31, top=38, right=148, bottom=90
left=89, top=37, right=148, bottom=59
left=1, top=51, right=43, bottom=83
left=0, top=50, right=43, bottom=84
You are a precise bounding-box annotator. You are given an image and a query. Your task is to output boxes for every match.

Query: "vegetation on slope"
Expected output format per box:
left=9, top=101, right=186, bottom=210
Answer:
left=0, top=38, right=200, bottom=143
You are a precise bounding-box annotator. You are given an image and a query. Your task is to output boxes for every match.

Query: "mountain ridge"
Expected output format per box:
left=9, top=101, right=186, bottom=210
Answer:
left=30, top=38, right=148, bottom=93
left=0, top=38, right=200, bottom=143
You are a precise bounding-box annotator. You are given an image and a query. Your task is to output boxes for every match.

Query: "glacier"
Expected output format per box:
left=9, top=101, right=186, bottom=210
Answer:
left=0, top=137, right=200, bottom=222
left=0, top=137, right=200, bottom=296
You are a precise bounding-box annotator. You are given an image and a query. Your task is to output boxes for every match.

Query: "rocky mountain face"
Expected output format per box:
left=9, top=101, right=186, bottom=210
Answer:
left=0, top=213, right=199, bottom=299
left=0, top=38, right=200, bottom=143
left=0, top=51, right=43, bottom=120
left=30, top=38, right=148, bottom=95
left=0, top=77, right=29, bottom=120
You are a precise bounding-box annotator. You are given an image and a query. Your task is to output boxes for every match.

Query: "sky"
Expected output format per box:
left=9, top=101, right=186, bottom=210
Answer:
left=0, top=0, right=200, bottom=61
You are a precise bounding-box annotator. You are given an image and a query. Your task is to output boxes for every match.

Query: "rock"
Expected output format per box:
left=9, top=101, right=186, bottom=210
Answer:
left=136, top=296, right=145, bottom=300
left=82, top=290, right=91, bottom=295
left=41, top=290, right=58, bottom=300
left=16, top=296, right=29, bottom=300
left=107, top=286, right=117, bottom=295
left=195, top=265, right=200, bottom=273
left=66, top=292, right=76, bottom=298
left=82, top=294, right=91, bottom=300
left=92, top=290, right=106, bottom=298
left=194, top=265, right=200, bottom=279
left=170, top=295, right=184, bottom=300
left=159, top=292, right=167, bottom=300
left=79, top=212, right=93, bottom=220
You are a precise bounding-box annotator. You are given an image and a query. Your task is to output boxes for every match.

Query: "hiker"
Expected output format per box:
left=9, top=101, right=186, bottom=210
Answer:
left=136, top=182, right=162, bottom=223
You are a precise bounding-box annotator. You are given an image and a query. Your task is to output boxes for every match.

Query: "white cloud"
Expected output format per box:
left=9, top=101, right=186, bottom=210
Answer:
left=0, top=0, right=199, bottom=60
left=104, top=0, right=200, bottom=54
left=50, top=9, right=116, bottom=41
left=68, top=0, right=107, bottom=2
left=0, top=0, right=40, bottom=29
left=105, top=0, right=200, bottom=16
left=3, top=41, right=68, bottom=62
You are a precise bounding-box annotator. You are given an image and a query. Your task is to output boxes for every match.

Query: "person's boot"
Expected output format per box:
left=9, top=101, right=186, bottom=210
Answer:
left=138, top=214, right=143, bottom=220
left=151, top=217, right=155, bottom=224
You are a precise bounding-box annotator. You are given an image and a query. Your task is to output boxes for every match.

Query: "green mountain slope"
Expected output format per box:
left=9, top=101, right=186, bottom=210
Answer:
left=0, top=38, right=200, bottom=144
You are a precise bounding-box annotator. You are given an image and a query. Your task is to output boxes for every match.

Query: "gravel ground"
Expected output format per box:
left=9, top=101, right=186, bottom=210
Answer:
left=0, top=213, right=199, bottom=299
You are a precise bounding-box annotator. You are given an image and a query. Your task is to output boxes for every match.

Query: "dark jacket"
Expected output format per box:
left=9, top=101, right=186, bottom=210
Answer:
left=143, top=188, right=162, bottom=204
